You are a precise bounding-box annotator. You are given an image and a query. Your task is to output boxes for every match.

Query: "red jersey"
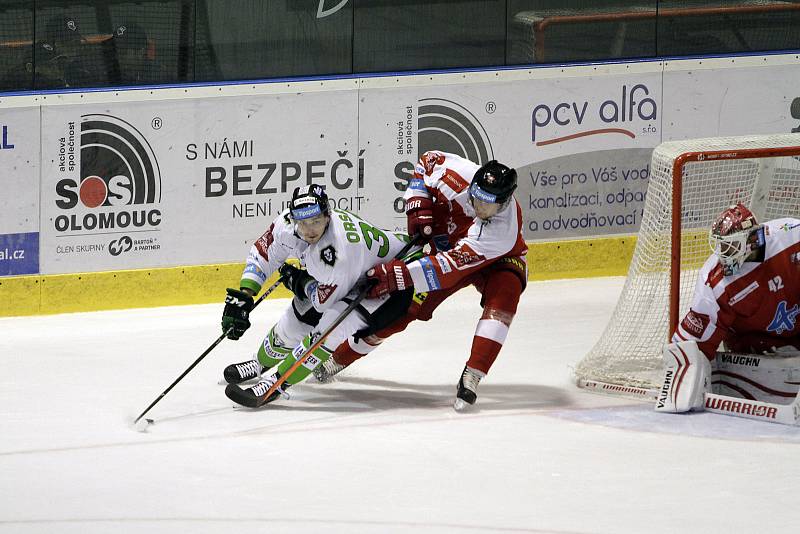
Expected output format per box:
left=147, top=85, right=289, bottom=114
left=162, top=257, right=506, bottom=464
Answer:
left=673, top=218, right=800, bottom=358
left=402, top=151, right=528, bottom=292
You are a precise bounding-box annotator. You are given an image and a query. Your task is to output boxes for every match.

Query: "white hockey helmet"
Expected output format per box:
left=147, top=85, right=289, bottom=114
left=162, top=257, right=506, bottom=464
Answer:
left=708, top=203, right=762, bottom=276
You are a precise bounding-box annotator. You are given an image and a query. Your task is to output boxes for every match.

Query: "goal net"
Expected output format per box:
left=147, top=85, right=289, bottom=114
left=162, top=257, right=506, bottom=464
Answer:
left=575, top=133, right=800, bottom=397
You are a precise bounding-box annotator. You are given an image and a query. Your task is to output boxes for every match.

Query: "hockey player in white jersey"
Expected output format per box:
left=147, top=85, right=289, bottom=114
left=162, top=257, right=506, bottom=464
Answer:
left=220, top=184, right=417, bottom=408
left=656, top=203, right=800, bottom=413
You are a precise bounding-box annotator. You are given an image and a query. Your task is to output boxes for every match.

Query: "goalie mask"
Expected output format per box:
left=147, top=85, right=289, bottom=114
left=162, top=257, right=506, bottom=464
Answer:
left=289, top=185, right=330, bottom=244
left=708, top=203, right=763, bottom=276
left=469, top=160, right=517, bottom=220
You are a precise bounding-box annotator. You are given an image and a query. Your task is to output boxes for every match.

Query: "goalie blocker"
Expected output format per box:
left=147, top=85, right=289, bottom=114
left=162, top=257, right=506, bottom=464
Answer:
left=654, top=340, right=800, bottom=425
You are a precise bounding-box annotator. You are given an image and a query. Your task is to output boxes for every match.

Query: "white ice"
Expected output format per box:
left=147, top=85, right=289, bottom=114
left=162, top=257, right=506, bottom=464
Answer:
left=1, top=277, right=798, bottom=534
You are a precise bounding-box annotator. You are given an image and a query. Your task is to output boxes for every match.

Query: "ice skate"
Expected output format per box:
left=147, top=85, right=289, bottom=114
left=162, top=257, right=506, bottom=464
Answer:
left=225, top=373, right=289, bottom=408
left=453, top=366, right=485, bottom=411
left=312, top=357, right=348, bottom=383
left=222, top=358, right=264, bottom=385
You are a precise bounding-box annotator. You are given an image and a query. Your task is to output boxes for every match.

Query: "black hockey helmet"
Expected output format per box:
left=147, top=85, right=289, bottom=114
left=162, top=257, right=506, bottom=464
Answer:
left=289, top=184, right=330, bottom=220
left=469, top=160, right=517, bottom=205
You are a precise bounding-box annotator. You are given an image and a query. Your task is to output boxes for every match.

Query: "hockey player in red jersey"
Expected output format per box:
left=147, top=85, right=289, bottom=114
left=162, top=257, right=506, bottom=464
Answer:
left=656, top=203, right=800, bottom=413
left=353, top=151, right=528, bottom=410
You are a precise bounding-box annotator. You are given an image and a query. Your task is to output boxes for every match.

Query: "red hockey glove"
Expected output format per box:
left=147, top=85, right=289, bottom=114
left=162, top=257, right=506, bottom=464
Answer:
left=406, top=197, right=434, bottom=239
left=366, top=259, right=412, bottom=298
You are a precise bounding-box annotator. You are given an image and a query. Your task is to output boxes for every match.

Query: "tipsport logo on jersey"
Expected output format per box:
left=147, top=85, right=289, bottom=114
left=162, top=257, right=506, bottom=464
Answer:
left=52, top=114, right=162, bottom=235
left=391, top=98, right=494, bottom=213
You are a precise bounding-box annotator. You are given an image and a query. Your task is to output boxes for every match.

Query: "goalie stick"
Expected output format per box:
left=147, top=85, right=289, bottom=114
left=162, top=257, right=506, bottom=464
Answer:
left=578, top=378, right=800, bottom=426
left=133, top=275, right=285, bottom=426
left=226, top=235, right=422, bottom=408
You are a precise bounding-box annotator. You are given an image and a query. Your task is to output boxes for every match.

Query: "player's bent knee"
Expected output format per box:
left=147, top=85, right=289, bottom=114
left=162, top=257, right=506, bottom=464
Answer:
left=292, top=297, right=323, bottom=326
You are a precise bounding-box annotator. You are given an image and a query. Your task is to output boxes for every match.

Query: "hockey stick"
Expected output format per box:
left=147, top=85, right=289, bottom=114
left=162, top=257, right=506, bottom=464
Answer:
left=133, top=276, right=285, bottom=426
left=239, top=235, right=422, bottom=407
left=578, top=378, right=800, bottom=426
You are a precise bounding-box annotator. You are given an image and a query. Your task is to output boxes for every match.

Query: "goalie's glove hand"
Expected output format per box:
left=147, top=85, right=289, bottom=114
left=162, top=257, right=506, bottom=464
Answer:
left=222, top=288, right=254, bottom=340
left=406, top=197, right=434, bottom=241
left=366, top=259, right=412, bottom=298
left=279, top=263, right=315, bottom=300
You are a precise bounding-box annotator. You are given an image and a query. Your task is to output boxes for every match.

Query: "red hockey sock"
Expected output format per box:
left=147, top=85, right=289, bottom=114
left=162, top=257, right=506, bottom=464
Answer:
left=467, top=337, right=503, bottom=374
left=332, top=340, right=366, bottom=366
left=466, top=269, right=522, bottom=374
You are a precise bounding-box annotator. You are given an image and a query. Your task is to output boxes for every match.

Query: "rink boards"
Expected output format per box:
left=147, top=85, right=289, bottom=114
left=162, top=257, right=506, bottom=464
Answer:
left=1, top=52, right=798, bottom=316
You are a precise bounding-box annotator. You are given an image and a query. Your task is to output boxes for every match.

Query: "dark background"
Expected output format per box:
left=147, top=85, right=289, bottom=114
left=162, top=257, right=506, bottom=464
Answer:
left=1, top=0, right=799, bottom=92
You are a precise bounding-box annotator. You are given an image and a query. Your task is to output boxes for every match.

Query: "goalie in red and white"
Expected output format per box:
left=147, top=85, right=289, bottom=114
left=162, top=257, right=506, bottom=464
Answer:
left=657, top=203, right=800, bottom=413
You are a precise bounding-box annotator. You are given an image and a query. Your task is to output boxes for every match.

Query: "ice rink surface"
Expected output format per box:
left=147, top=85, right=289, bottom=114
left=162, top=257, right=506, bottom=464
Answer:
left=2, top=276, right=799, bottom=534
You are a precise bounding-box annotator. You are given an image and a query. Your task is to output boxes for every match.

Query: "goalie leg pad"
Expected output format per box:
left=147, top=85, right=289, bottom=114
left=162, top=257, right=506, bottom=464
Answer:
left=713, top=351, right=800, bottom=403
left=655, top=340, right=711, bottom=413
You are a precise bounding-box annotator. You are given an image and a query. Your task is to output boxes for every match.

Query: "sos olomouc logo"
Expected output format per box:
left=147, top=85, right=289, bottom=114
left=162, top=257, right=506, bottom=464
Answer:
left=54, top=114, right=162, bottom=234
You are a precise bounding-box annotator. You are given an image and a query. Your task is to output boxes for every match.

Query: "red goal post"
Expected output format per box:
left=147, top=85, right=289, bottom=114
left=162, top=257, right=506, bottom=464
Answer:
left=575, top=134, right=800, bottom=397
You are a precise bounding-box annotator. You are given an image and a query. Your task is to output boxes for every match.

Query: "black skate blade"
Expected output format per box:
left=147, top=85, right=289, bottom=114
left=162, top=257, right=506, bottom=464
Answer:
left=219, top=376, right=261, bottom=386
left=224, top=383, right=265, bottom=408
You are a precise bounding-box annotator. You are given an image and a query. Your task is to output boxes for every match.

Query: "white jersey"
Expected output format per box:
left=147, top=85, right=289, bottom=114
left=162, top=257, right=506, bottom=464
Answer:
left=240, top=209, right=308, bottom=294
left=241, top=208, right=411, bottom=312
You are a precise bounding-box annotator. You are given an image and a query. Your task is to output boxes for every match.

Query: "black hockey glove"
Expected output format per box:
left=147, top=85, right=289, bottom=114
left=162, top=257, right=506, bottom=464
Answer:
left=222, top=288, right=254, bottom=340
left=279, top=263, right=315, bottom=300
